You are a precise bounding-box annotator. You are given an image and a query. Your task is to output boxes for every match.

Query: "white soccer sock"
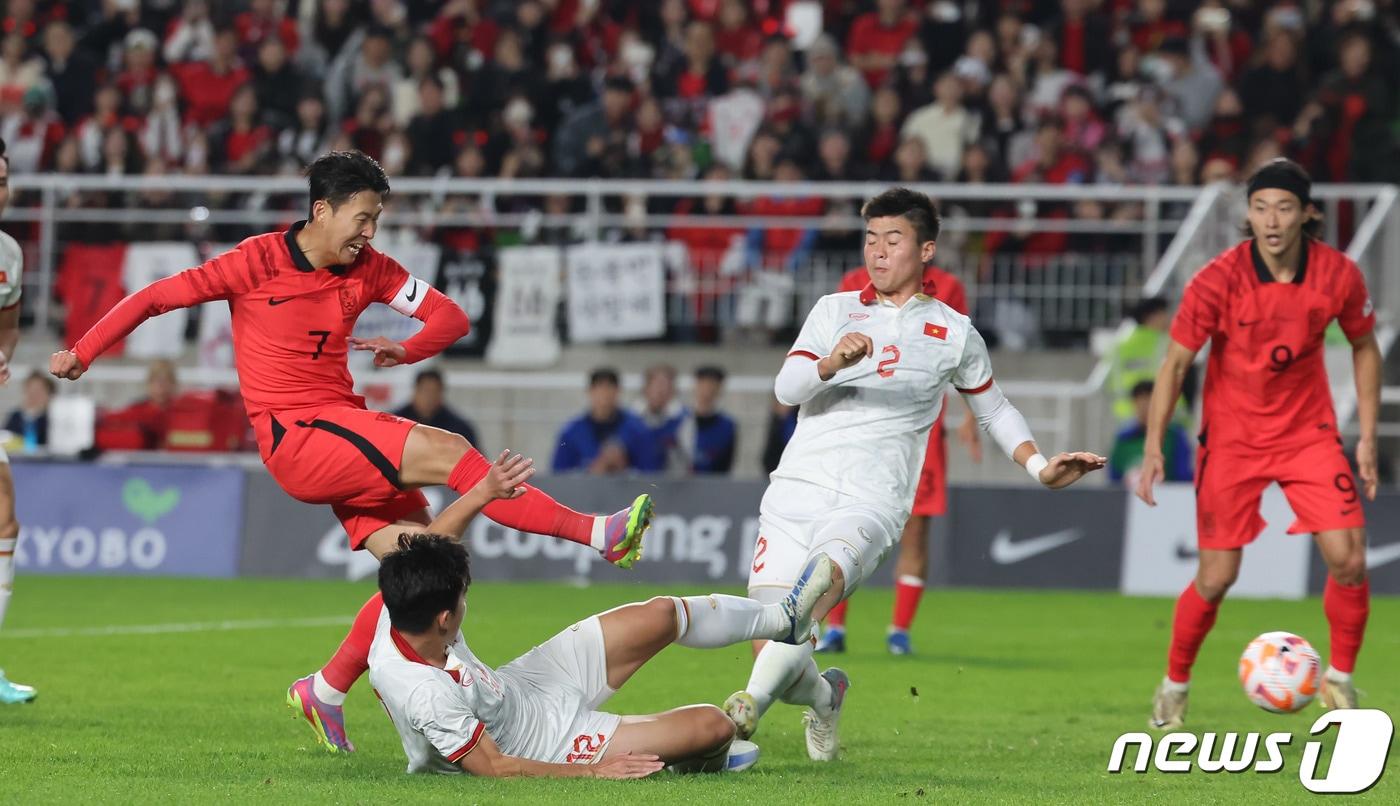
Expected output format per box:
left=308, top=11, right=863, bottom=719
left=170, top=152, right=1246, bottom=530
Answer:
left=0, top=537, right=14, bottom=631
left=1161, top=676, right=1189, bottom=693
left=1325, top=666, right=1352, bottom=683
left=589, top=517, right=608, bottom=552
left=745, top=639, right=813, bottom=716
left=672, top=595, right=787, bottom=649
left=0, top=537, right=15, bottom=632
left=313, top=671, right=348, bottom=706
left=781, top=657, right=835, bottom=717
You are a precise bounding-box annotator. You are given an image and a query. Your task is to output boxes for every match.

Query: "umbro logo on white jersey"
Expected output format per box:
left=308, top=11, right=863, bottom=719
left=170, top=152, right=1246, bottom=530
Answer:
left=989, top=528, right=1084, bottom=564
left=849, top=312, right=870, bottom=320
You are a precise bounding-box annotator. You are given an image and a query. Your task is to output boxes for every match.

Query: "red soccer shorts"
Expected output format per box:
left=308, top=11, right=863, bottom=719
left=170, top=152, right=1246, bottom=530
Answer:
left=1195, top=439, right=1366, bottom=550
left=911, top=418, right=948, bottom=517
left=264, top=405, right=429, bottom=550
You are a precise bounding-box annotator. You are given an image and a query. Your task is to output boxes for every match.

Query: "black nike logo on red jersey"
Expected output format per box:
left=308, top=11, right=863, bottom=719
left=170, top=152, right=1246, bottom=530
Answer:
left=1237, top=318, right=1263, bottom=326
left=268, top=296, right=293, bottom=306
left=405, top=281, right=419, bottom=302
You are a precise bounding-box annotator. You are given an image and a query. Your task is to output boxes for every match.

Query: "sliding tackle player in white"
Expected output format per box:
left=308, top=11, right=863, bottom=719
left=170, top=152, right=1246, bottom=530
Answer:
left=723, top=187, right=1105, bottom=759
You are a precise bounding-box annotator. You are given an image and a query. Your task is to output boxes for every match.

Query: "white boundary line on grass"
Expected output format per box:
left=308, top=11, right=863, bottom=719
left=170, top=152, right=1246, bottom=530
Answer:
left=0, top=615, right=353, bottom=639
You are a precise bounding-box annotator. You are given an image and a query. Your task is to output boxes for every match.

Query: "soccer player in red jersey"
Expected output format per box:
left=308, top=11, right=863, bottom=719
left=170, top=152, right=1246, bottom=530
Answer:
left=1137, top=159, right=1381, bottom=729
left=814, top=264, right=982, bottom=656
left=49, top=151, right=655, bottom=751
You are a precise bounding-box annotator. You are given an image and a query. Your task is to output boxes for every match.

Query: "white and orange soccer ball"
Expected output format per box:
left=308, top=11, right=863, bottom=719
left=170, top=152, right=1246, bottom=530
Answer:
left=1238, top=631, right=1321, bottom=714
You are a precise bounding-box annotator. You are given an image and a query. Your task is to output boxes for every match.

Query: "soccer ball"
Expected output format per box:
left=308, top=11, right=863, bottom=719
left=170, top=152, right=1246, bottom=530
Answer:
left=1238, top=631, right=1321, bottom=713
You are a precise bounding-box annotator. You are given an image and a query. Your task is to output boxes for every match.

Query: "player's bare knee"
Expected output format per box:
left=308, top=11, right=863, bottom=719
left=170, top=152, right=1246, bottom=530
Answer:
left=696, top=704, right=736, bottom=747
left=1195, top=573, right=1234, bottom=602
left=1329, top=557, right=1366, bottom=586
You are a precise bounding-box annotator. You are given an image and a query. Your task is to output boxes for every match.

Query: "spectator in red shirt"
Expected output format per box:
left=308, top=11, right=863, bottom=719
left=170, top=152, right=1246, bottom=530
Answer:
left=1046, top=0, right=1113, bottom=76
left=172, top=29, right=249, bottom=128
left=1129, top=0, right=1187, bottom=54
left=657, top=20, right=729, bottom=103
left=209, top=84, right=273, bottom=175
left=114, top=359, right=180, bottom=451
left=846, top=0, right=917, bottom=89
left=1299, top=30, right=1395, bottom=183
left=236, top=0, right=299, bottom=57
left=744, top=157, right=824, bottom=270
left=668, top=164, right=745, bottom=340
left=713, top=0, right=762, bottom=68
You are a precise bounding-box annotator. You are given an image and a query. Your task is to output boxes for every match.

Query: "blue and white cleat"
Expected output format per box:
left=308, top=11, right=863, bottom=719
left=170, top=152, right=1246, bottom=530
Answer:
left=804, top=668, right=849, bottom=761
left=777, top=555, right=834, bottom=645
left=726, top=739, right=760, bottom=772
left=287, top=674, right=354, bottom=753
left=0, top=669, right=36, bottom=704
left=601, top=494, right=653, bottom=569
left=886, top=629, right=912, bottom=656
left=815, top=626, right=846, bottom=654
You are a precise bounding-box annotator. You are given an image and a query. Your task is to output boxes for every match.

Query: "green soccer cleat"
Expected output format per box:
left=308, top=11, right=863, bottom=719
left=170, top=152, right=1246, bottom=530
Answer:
left=602, top=493, right=653, bottom=569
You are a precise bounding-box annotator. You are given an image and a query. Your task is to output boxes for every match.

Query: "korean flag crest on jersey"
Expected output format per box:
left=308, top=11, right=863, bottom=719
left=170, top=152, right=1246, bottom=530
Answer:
left=340, top=281, right=361, bottom=319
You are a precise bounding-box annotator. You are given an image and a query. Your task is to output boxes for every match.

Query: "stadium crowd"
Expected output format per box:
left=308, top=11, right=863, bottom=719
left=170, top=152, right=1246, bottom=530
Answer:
left=0, top=0, right=1394, bottom=208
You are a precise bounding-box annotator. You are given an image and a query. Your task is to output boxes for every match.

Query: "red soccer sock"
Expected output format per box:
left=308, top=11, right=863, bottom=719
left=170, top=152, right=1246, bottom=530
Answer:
left=890, top=575, right=925, bottom=632
left=447, top=451, right=595, bottom=545
left=1323, top=576, right=1369, bottom=674
left=826, top=600, right=848, bottom=629
left=320, top=592, right=383, bottom=694
left=1167, top=583, right=1221, bottom=683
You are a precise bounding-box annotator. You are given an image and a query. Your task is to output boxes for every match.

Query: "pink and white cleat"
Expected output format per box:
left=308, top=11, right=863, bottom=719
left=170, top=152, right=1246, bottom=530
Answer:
left=287, top=674, right=354, bottom=753
left=601, top=493, right=653, bottom=568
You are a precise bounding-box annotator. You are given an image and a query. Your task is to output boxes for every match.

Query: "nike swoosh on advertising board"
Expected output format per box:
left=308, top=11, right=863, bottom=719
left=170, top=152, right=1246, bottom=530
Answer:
left=989, top=528, right=1085, bottom=565
left=1366, top=542, right=1400, bottom=571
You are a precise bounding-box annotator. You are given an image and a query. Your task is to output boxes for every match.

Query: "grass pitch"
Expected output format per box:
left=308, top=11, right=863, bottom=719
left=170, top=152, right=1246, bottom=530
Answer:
left=0, top=576, right=1394, bottom=804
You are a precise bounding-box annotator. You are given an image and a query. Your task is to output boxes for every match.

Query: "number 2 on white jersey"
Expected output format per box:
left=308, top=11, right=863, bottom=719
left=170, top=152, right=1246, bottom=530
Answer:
left=877, top=344, right=900, bottom=378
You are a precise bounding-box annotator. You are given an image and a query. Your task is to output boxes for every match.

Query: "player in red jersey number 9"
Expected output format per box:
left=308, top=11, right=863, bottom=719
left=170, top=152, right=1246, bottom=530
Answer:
left=1137, top=159, right=1381, bottom=730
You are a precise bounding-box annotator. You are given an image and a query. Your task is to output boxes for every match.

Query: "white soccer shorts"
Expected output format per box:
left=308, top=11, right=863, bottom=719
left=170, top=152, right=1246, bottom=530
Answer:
left=747, top=477, right=903, bottom=602
left=496, top=615, right=622, bottom=764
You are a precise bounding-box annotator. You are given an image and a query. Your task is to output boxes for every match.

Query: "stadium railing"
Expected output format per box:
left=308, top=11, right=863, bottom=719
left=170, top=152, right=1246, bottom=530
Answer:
left=7, top=177, right=1396, bottom=480
left=8, top=175, right=1200, bottom=341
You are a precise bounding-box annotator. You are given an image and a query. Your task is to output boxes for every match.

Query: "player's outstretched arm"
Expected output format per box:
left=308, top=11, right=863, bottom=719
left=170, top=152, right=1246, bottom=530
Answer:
left=425, top=451, right=535, bottom=539
left=354, top=283, right=470, bottom=368
left=1135, top=340, right=1198, bottom=506
left=1350, top=331, right=1382, bottom=501
left=458, top=731, right=662, bottom=779
left=960, top=382, right=1105, bottom=489
left=53, top=254, right=249, bottom=379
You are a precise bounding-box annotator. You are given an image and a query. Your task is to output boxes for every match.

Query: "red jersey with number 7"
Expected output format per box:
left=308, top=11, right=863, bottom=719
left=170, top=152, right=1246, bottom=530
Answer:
left=71, top=221, right=470, bottom=459
left=1170, top=238, right=1374, bottom=455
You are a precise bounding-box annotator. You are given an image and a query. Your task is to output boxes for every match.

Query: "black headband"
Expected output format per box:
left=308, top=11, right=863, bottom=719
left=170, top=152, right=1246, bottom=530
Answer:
left=1247, top=163, right=1311, bottom=207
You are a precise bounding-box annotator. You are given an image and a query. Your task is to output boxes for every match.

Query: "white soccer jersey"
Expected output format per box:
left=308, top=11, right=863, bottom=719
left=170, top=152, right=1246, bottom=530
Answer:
left=0, top=230, right=22, bottom=311
left=368, top=606, right=614, bottom=774
left=773, top=287, right=993, bottom=514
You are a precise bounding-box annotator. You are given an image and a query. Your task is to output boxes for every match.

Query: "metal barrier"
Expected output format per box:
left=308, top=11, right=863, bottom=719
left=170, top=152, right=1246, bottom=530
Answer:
left=6, top=175, right=1200, bottom=339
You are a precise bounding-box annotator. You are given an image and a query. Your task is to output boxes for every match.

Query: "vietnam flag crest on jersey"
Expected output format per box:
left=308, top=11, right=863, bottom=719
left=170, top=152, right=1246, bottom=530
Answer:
left=924, top=322, right=947, bottom=340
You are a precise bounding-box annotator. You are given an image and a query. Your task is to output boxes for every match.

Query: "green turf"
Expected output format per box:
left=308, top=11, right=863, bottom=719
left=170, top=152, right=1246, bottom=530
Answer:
left=0, top=577, right=1395, bottom=804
